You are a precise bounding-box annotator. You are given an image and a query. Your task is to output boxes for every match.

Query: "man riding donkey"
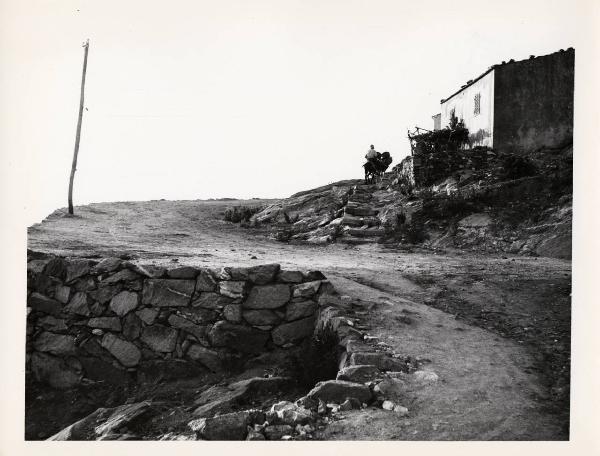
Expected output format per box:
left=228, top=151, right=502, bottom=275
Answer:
left=363, top=144, right=392, bottom=184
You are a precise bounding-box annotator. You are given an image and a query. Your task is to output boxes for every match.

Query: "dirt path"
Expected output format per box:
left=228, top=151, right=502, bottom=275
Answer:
left=28, top=200, right=571, bottom=439
left=321, top=275, right=564, bottom=440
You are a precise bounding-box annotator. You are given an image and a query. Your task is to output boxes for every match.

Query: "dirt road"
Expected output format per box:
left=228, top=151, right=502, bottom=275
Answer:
left=28, top=200, right=571, bottom=439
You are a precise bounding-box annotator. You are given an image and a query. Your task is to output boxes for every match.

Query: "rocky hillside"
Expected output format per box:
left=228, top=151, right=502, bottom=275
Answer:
left=248, top=145, right=573, bottom=259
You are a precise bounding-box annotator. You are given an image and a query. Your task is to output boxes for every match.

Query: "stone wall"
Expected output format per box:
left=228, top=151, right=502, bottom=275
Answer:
left=26, top=251, right=334, bottom=389
left=393, top=147, right=500, bottom=188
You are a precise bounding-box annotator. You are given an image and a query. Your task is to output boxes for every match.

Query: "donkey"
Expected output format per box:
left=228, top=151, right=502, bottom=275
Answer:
left=363, top=151, right=393, bottom=184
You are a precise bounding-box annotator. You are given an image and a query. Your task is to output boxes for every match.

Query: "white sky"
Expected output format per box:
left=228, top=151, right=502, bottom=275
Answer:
left=0, top=0, right=590, bottom=225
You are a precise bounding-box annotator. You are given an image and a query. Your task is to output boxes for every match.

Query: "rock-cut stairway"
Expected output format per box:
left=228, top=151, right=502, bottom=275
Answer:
left=338, top=184, right=386, bottom=245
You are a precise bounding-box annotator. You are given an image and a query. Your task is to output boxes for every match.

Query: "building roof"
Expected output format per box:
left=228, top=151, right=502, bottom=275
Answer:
left=439, top=48, right=574, bottom=105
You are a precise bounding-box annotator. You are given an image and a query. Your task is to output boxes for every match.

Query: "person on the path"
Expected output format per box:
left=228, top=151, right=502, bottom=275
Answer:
left=365, top=144, right=378, bottom=161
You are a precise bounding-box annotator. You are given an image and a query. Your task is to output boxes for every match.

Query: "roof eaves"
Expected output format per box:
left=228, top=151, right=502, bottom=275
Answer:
left=440, top=66, right=496, bottom=104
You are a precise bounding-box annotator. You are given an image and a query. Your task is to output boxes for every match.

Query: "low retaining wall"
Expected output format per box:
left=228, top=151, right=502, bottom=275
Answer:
left=26, top=251, right=335, bottom=389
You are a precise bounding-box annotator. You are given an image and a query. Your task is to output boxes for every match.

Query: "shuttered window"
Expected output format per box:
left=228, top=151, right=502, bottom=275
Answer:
left=474, top=93, right=481, bottom=115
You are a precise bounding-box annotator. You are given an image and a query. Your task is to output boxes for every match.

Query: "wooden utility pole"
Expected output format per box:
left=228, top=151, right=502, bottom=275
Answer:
left=68, top=39, right=89, bottom=215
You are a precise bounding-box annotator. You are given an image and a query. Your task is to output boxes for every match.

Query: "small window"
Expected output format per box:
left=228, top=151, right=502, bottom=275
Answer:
left=474, top=93, right=481, bottom=115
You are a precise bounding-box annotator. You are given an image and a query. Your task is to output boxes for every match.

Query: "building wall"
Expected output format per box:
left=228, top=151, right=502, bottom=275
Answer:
left=440, top=70, right=495, bottom=147
left=493, top=49, right=574, bottom=153
left=432, top=113, right=441, bottom=131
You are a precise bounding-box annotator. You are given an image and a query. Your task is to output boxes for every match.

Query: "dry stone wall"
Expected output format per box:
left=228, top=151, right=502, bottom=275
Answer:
left=26, top=251, right=334, bottom=389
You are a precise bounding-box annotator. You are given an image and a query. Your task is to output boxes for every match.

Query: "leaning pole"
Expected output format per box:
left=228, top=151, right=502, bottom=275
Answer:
left=68, top=39, right=89, bottom=215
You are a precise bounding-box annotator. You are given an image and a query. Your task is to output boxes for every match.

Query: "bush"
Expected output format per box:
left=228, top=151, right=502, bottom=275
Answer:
left=284, top=321, right=340, bottom=388
left=421, top=192, right=475, bottom=220
left=501, top=154, right=537, bottom=179
left=223, top=205, right=264, bottom=223
left=409, top=113, right=470, bottom=155
left=401, top=219, right=428, bottom=244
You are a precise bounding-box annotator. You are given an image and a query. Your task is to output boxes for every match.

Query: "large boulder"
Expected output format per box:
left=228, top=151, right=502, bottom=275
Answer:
left=373, top=377, right=408, bottom=400
left=243, top=284, right=290, bottom=309
left=336, top=364, right=381, bottom=383
left=208, top=321, right=269, bottom=354
left=48, top=401, right=152, bottom=441
left=101, top=333, right=141, bottom=367
left=142, top=279, right=195, bottom=307
left=349, top=352, right=408, bottom=372
left=94, top=401, right=153, bottom=437
left=48, top=408, right=111, bottom=440
left=269, top=401, right=313, bottom=425
left=306, top=380, right=372, bottom=404
left=109, top=291, right=139, bottom=316
left=188, top=410, right=251, bottom=440
left=193, top=377, right=292, bottom=417
left=271, top=316, right=315, bottom=346
left=140, top=324, right=178, bottom=353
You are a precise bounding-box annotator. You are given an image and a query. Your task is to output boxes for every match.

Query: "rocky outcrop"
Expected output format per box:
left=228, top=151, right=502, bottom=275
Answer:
left=305, top=380, right=372, bottom=404
left=26, top=252, right=332, bottom=388
left=48, top=401, right=153, bottom=441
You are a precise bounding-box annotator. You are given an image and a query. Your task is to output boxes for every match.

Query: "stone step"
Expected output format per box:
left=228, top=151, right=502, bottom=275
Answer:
left=341, top=215, right=380, bottom=227
left=338, top=236, right=380, bottom=245
left=345, top=205, right=379, bottom=217
left=352, top=185, right=378, bottom=194
left=347, top=198, right=372, bottom=206
left=345, top=227, right=385, bottom=237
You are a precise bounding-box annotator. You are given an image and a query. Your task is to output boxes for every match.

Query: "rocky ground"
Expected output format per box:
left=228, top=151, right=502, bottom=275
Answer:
left=248, top=145, right=572, bottom=260
left=27, top=195, right=571, bottom=440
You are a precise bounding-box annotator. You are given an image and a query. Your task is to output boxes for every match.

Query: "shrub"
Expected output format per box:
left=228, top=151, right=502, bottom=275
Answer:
left=223, top=205, right=264, bottom=223
left=501, top=154, right=537, bottom=179
left=408, top=113, right=470, bottom=155
left=401, top=219, right=428, bottom=244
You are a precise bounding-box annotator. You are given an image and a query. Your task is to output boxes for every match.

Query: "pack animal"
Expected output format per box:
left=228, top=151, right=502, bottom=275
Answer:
left=363, top=152, right=392, bottom=184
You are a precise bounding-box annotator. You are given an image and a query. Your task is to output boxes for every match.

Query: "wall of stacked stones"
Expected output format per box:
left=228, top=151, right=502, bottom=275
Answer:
left=409, top=148, right=501, bottom=187
left=26, top=251, right=334, bottom=389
